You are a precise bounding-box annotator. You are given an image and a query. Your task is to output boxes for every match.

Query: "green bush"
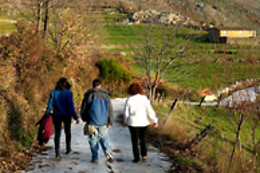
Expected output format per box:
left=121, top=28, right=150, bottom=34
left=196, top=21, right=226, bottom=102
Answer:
left=97, top=58, right=131, bottom=83
left=96, top=58, right=132, bottom=96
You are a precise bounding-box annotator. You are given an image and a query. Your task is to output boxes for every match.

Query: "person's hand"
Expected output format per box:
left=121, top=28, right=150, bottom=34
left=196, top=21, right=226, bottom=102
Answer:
left=107, top=125, right=111, bottom=129
left=35, top=115, right=45, bottom=126
left=35, top=120, right=41, bottom=126
left=152, top=122, right=158, bottom=128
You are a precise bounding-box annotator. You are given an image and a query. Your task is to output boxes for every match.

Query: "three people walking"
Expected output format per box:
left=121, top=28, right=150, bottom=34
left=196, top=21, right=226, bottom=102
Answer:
left=43, top=78, right=158, bottom=164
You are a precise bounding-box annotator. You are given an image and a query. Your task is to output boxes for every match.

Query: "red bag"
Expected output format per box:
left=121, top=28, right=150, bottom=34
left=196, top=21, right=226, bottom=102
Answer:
left=36, top=114, right=53, bottom=145
left=42, top=115, right=53, bottom=140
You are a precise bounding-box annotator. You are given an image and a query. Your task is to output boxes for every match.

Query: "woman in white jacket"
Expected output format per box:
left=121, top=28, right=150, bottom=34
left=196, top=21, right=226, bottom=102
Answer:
left=123, top=83, right=158, bottom=163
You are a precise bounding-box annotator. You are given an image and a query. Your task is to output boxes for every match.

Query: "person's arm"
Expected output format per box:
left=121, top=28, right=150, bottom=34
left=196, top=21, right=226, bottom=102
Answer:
left=145, top=98, right=158, bottom=127
left=107, top=98, right=114, bottom=127
left=67, top=91, right=79, bottom=121
left=80, top=92, right=90, bottom=123
left=123, top=98, right=130, bottom=126
left=45, top=91, right=54, bottom=117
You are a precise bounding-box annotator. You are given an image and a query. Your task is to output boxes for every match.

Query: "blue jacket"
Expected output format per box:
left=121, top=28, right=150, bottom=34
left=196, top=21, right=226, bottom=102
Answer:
left=80, top=88, right=113, bottom=126
left=45, top=89, right=78, bottom=120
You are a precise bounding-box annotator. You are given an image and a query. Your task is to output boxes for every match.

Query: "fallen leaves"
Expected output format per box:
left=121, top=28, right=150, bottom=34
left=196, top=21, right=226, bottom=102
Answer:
left=0, top=142, right=49, bottom=172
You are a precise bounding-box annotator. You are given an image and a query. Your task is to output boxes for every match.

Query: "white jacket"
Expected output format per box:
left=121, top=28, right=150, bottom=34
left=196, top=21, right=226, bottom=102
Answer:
left=123, top=94, right=158, bottom=127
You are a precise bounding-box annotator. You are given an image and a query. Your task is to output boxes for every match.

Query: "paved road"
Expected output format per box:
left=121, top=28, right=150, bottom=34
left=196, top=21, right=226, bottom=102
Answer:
left=23, top=98, right=171, bottom=173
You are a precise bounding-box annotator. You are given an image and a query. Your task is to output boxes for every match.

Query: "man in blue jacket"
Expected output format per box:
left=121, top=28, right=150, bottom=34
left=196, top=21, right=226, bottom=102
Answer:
left=81, top=79, right=114, bottom=163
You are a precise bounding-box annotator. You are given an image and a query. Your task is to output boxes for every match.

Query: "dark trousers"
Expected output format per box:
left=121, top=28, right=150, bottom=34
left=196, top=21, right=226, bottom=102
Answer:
left=128, top=126, right=148, bottom=161
left=52, top=115, right=71, bottom=156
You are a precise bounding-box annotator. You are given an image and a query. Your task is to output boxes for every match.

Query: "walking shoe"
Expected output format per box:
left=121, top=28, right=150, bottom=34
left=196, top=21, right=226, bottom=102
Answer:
left=55, top=155, right=61, bottom=161
left=132, top=159, right=140, bottom=164
left=105, top=153, right=114, bottom=163
left=91, top=159, right=99, bottom=164
left=65, top=148, right=71, bottom=155
left=55, top=151, right=61, bottom=161
left=142, top=156, right=147, bottom=161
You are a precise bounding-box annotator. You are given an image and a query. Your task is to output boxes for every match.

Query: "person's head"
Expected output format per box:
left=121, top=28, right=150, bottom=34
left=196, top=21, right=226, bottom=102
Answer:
left=127, top=83, right=144, bottom=95
left=92, top=79, right=102, bottom=88
left=55, top=77, right=71, bottom=90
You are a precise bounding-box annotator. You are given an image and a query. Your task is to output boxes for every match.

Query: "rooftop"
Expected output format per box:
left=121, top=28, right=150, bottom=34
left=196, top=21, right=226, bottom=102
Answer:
left=214, top=27, right=255, bottom=31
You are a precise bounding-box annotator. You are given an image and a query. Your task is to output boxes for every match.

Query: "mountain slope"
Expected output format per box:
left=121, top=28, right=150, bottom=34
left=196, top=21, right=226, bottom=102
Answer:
left=92, top=0, right=260, bottom=34
left=172, top=0, right=260, bottom=32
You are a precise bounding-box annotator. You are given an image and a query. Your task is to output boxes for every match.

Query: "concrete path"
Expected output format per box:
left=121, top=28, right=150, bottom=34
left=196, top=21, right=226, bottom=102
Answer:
left=23, top=98, right=171, bottom=173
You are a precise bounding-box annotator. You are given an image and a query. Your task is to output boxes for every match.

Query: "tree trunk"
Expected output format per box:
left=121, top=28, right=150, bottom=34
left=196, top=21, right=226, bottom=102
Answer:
left=43, top=0, right=49, bottom=38
left=147, top=85, right=153, bottom=102
left=36, top=0, right=42, bottom=31
left=227, top=113, right=245, bottom=173
left=151, top=85, right=157, bottom=103
left=251, top=126, right=258, bottom=172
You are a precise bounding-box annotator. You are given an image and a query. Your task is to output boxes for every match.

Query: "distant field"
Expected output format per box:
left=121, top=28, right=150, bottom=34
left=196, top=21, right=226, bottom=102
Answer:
left=0, top=20, right=16, bottom=34
left=94, top=13, right=260, bottom=92
left=0, top=9, right=34, bottom=34
left=1, top=8, right=259, bottom=92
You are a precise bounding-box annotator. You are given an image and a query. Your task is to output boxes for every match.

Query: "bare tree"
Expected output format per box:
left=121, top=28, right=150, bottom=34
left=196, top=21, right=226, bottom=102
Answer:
left=247, top=94, right=260, bottom=173
left=5, top=0, right=91, bottom=52
left=222, top=45, right=260, bottom=172
left=227, top=107, right=246, bottom=173
left=131, top=24, right=198, bottom=102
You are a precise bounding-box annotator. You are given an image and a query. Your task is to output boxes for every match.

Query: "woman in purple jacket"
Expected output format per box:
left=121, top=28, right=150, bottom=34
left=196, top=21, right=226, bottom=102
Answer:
left=45, top=77, right=79, bottom=161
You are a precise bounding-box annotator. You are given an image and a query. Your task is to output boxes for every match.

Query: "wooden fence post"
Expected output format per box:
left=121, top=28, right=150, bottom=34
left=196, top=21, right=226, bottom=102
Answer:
left=163, top=98, right=178, bottom=125
left=217, top=94, right=223, bottom=108
left=198, top=95, right=206, bottom=106
left=180, top=121, right=214, bottom=150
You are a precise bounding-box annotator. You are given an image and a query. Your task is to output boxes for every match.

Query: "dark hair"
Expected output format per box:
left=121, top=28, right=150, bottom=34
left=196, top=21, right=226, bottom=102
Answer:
left=65, top=82, right=71, bottom=89
left=55, top=77, right=71, bottom=90
left=127, top=83, right=144, bottom=95
left=92, top=79, right=101, bottom=88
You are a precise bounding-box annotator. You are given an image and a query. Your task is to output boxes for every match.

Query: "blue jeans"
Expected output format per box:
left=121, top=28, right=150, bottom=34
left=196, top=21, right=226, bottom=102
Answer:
left=88, top=125, right=112, bottom=161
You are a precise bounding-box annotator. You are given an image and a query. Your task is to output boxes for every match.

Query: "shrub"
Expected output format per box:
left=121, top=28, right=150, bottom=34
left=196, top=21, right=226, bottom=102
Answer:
left=97, top=58, right=131, bottom=82
left=0, top=20, right=95, bottom=155
left=0, top=22, right=61, bottom=152
left=96, top=58, right=132, bottom=96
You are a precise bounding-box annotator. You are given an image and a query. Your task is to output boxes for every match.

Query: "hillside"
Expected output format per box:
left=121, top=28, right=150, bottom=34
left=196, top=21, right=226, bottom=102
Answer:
left=85, top=0, right=260, bottom=34
left=0, top=1, right=259, bottom=172
left=2, top=0, right=259, bottom=33
left=172, top=0, right=260, bottom=33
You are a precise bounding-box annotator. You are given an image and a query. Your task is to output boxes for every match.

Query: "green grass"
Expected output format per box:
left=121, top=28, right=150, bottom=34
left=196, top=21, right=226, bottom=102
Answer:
left=102, top=24, right=208, bottom=46
left=0, top=4, right=259, bottom=93
left=103, top=9, right=131, bottom=23
left=0, top=21, right=16, bottom=34
left=1, top=7, right=254, bottom=93
left=91, top=11, right=260, bottom=92
left=0, top=9, right=36, bottom=34
left=154, top=102, right=260, bottom=159
left=165, top=60, right=260, bottom=91
left=103, top=24, right=145, bottom=45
